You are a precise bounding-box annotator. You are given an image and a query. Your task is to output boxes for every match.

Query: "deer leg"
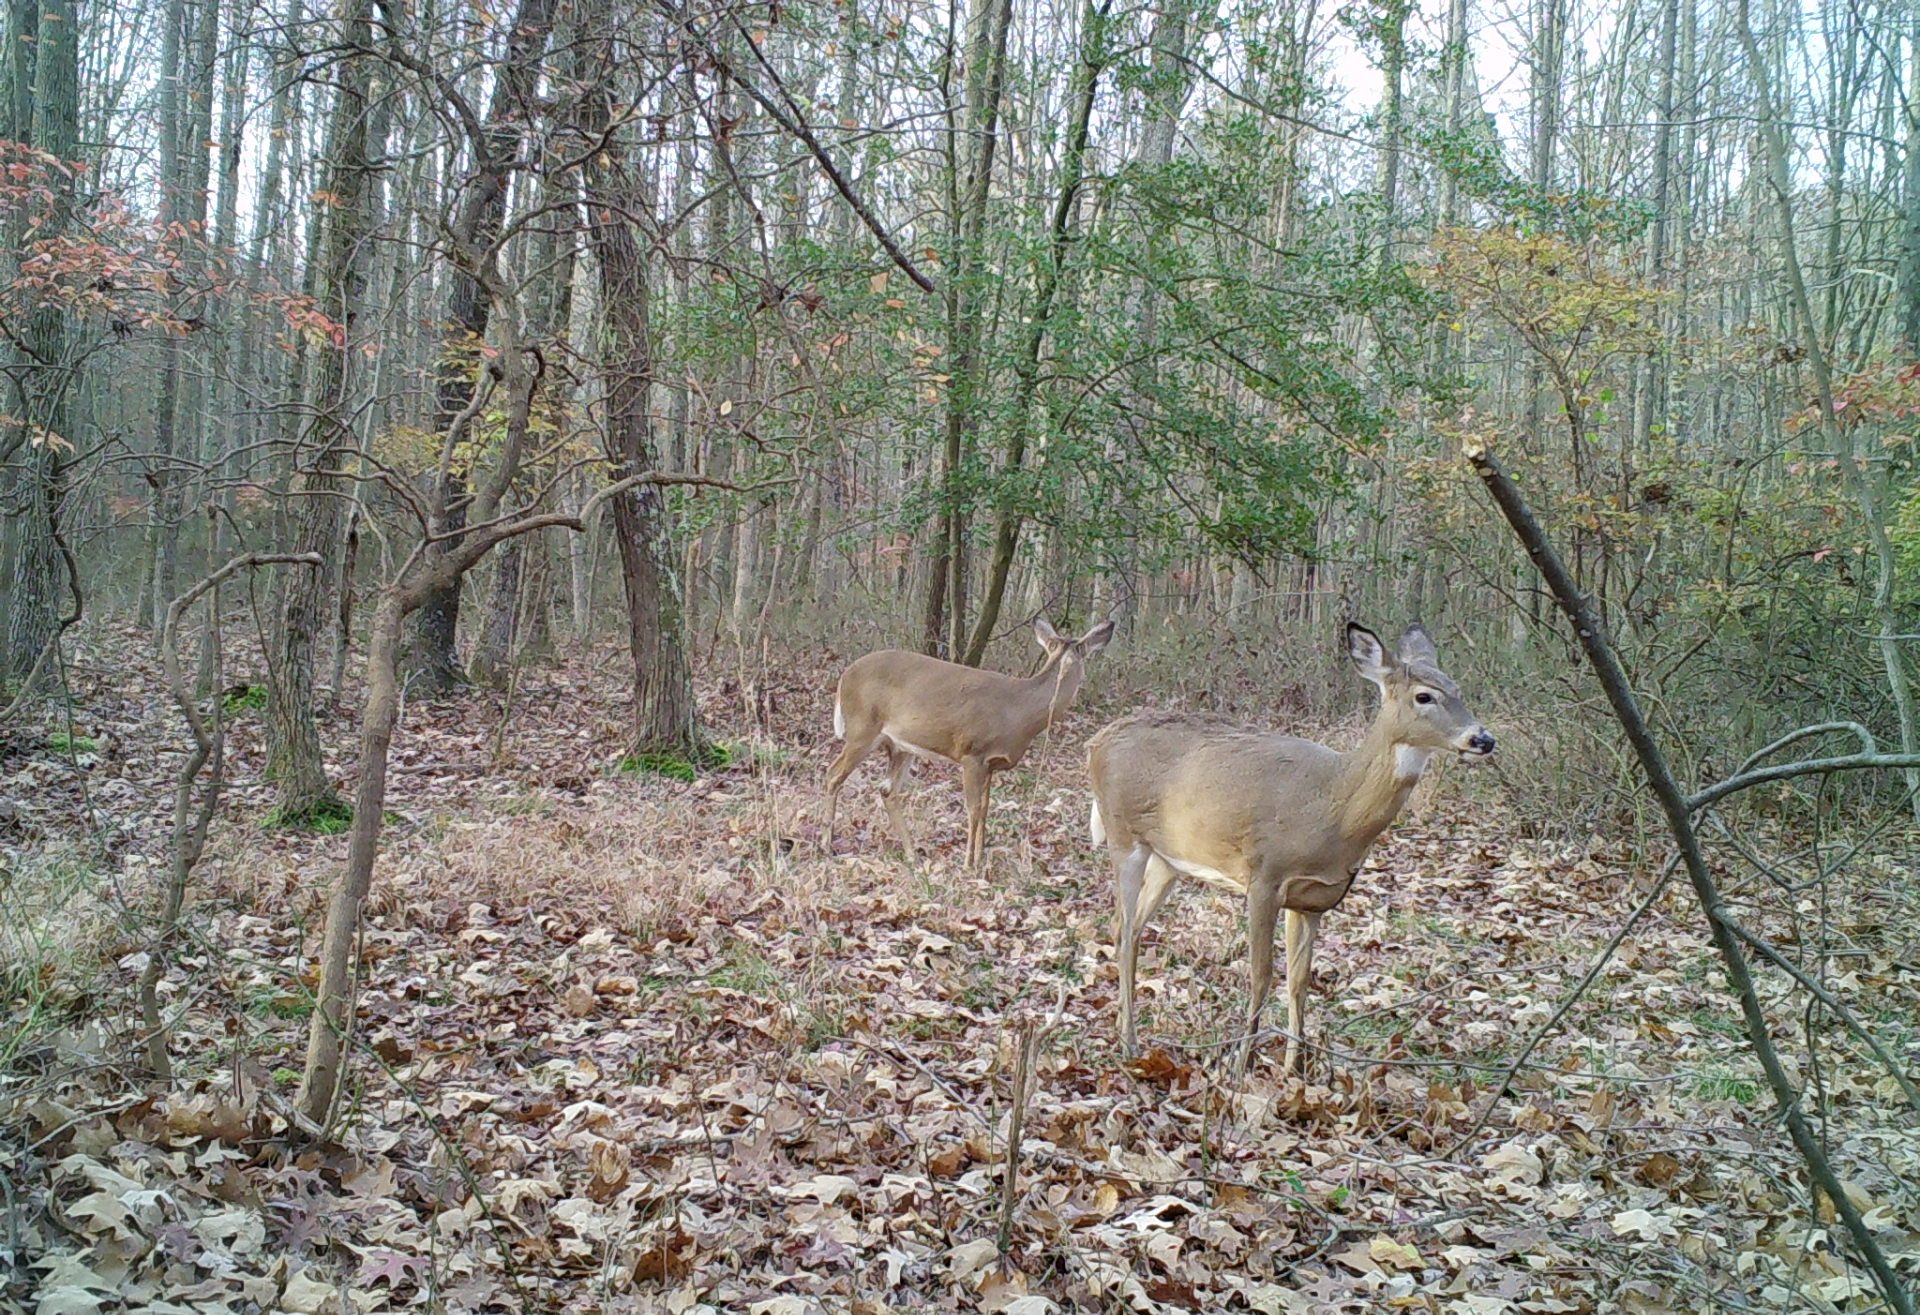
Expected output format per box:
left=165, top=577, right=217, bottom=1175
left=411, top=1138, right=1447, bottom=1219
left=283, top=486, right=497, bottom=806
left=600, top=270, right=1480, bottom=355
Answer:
left=879, top=740, right=918, bottom=861
left=960, top=757, right=991, bottom=872
left=1234, top=880, right=1282, bottom=1079
left=823, top=725, right=882, bottom=852
left=1117, top=850, right=1179, bottom=1056
left=1282, top=909, right=1322, bottom=1078
left=1114, top=843, right=1150, bottom=1054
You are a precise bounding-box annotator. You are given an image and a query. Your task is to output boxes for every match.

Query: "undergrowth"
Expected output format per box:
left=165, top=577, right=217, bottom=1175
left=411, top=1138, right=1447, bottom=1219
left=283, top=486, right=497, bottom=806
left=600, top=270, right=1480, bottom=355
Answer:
left=263, top=796, right=354, bottom=834
left=222, top=684, right=268, bottom=714
left=617, top=739, right=736, bottom=782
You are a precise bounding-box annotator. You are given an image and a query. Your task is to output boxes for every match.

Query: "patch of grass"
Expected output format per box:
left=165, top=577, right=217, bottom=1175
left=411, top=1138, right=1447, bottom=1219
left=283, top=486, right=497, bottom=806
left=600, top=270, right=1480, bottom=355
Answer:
left=245, top=987, right=313, bottom=1021
left=0, top=850, right=114, bottom=1069
left=1690, top=1070, right=1760, bottom=1105
left=222, top=684, right=269, bottom=714
left=710, top=944, right=777, bottom=995
left=1685, top=1007, right=1745, bottom=1039
left=1387, top=908, right=1456, bottom=941
left=903, top=1018, right=948, bottom=1041
left=957, top=960, right=1001, bottom=1011
left=738, top=740, right=794, bottom=770
left=272, top=1067, right=300, bottom=1086
left=263, top=797, right=354, bottom=835
left=617, top=740, right=737, bottom=783
left=800, top=1002, right=849, bottom=1050
left=47, top=732, right=96, bottom=755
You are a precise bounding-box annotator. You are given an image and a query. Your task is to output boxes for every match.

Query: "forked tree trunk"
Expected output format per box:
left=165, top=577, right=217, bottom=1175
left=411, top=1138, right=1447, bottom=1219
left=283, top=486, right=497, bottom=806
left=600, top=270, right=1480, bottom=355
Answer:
left=401, top=0, right=558, bottom=693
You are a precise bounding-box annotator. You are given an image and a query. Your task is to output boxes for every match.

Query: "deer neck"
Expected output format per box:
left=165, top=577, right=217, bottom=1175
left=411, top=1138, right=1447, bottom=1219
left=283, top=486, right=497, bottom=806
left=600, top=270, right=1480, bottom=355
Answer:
left=1332, top=712, right=1427, bottom=852
left=1009, top=655, right=1082, bottom=740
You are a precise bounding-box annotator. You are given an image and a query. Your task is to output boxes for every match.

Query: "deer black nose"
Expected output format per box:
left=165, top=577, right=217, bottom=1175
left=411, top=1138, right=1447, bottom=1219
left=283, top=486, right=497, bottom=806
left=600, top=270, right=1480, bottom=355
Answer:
left=1469, top=730, right=1496, bottom=755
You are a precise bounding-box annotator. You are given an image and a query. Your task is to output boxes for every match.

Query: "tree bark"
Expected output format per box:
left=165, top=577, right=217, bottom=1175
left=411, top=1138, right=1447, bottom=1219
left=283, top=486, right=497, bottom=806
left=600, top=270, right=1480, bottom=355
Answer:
left=144, top=0, right=189, bottom=630
left=921, top=0, right=1014, bottom=658
left=1630, top=0, right=1682, bottom=454
left=963, top=0, right=1106, bottom=663
left=3, top=0, right=79, bottom=689
left=401, top=0, right=558, bottom=693
left=1372, top=0, right=1409, bottom=278
left=577, top=19, right=700, bottom=754
left=265, top=0, right=374, bottom=822
left=1900, top=4, right=1920, bottom=351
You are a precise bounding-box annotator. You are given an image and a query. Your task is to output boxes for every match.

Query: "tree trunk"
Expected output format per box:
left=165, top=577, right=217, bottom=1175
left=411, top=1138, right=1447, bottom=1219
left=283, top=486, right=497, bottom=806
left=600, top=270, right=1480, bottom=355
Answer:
left=297, top=591, right=402, bottom=1124
left=144, top=0, right=189, bottom=630
left=1631, top=0, right=1681, bottom=453
left=963, top=0, right=1106, bottom=663
left=1523, top=0, right=1563, bottom=453
left=1372, top=0, right=1409, bottom=278
left=921, top=0, right=1014, bottom=658
left=1439, top=0, right=1469, bottom=226
left=578, top=25, right=700, bottom=754
left=401, top=0, right=558, bottom=693
left=265, top=0, right=374, bottom=822
left=3, top=0, right=78, bottom=690
left=1900, top=4, right=1920, bottom=351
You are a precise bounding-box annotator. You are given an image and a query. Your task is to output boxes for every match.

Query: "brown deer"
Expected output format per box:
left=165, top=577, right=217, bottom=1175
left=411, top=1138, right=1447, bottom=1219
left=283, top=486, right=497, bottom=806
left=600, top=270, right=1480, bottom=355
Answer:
left=1087, top=623, right=1494, bottom=1076
left=825, top=617, right=1116, bottom=870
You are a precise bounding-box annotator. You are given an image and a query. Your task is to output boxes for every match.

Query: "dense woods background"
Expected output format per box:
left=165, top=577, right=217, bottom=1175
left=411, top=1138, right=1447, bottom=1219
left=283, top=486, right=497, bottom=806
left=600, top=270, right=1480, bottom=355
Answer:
left=3, top=0, right=1919, bottom=1306
left=2, top=0, right=1917, bottom=773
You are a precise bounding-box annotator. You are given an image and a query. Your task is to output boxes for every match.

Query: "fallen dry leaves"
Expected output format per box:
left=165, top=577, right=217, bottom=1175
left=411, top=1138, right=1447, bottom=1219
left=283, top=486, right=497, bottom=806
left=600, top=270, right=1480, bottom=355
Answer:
left=3, top=625, right=1918, bottom=1313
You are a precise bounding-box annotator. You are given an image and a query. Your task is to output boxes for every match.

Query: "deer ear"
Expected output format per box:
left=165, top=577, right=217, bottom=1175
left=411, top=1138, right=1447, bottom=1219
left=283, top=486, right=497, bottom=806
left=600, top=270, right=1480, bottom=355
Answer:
left=1396, top=624, right=1438, bottom=666
left=1346, top=623, right=1391, bottom=686
left=1078, top=619, right=1116, bottom=654
left=1033, top=616, right=1063, bottom=651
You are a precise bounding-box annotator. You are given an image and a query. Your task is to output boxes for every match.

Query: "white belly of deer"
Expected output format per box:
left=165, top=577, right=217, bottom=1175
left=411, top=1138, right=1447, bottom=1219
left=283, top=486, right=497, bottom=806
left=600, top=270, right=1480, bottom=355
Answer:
left=883, top=727, right=942, bottom=760
left=1162, top=852, right=1248, bottom=895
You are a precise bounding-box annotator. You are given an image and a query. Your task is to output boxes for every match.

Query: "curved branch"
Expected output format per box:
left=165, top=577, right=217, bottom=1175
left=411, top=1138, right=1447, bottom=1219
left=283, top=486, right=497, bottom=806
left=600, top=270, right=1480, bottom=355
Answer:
left=1688, top=752, right=1920, bottom=813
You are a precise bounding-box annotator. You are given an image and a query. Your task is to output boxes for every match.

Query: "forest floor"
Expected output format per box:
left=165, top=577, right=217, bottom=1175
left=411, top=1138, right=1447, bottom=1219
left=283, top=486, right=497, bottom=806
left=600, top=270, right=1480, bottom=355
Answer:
left=4, top=623, right=1919, bottom=1314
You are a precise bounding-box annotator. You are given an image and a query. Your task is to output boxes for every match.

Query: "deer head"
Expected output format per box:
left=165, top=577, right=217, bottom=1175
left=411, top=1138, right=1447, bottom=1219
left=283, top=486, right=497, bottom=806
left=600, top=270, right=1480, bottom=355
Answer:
left=1346, top=622, right=1496, bottom=762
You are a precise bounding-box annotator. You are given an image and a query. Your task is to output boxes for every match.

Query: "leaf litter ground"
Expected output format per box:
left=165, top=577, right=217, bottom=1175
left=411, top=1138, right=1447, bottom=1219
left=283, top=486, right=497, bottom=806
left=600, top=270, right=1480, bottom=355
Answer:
left=4, top=628, right=1918, bottom=1314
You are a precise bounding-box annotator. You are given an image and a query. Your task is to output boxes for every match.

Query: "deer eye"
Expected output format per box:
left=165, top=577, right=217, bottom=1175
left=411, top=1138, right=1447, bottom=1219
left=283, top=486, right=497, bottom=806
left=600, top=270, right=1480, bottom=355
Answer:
left=1414, top=691, right=1435, bottom=706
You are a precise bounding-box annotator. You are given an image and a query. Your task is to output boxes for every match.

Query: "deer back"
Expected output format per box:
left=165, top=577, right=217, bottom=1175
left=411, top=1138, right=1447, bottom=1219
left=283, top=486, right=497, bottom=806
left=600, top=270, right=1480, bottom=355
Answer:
left=838, top=649, right=1068, bottom=766
left=1091, top=712, right=1363, bottom=889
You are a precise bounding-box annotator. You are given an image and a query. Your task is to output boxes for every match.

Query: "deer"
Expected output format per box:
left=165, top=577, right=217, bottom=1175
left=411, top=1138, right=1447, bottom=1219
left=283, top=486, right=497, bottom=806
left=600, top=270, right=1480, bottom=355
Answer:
left=1086, top=622, right=1494, bottom=1078
left=825, top=616, right=1117, bottom=871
